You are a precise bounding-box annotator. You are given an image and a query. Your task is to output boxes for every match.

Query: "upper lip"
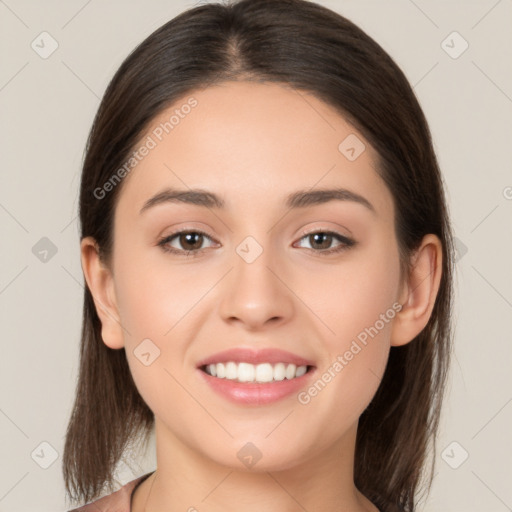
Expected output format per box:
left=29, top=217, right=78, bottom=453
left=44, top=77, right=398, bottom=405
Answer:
left=196, top=347, right=316, bottom=368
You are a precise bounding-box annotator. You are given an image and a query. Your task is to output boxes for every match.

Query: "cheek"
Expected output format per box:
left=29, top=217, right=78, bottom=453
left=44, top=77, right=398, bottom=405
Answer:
left=301, top=241, right=400, bottom=419
left=113, top=245, right=205, bottom=339
left=111, top=244, right=223, bottom=406
left=318, top=240, right=400, bottom=350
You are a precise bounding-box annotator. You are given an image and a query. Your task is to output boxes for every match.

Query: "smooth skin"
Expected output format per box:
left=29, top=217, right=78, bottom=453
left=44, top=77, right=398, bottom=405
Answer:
left=81, top=81, right=442, bottom=512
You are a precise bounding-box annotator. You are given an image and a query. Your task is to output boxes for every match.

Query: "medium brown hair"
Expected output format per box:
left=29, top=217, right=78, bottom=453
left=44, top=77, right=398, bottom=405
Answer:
left=63, top=1, right=455, bottom=510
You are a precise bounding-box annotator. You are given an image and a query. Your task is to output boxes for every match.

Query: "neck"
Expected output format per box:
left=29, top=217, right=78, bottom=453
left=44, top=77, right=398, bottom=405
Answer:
left=132, top=419, right=378, bottom=512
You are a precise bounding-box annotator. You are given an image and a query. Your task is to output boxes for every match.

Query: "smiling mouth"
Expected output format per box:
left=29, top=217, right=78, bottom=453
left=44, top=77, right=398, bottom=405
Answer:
left=200, top=362, right=315, bottom=383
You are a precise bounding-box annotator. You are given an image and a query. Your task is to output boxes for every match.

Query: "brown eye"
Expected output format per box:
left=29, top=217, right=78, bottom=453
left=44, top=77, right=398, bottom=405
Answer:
left=308, top=232, right=333, bottom=250
left=295, top=230, right=355, bottom=255
left=177, top=232, right=204, bottom=251
left=158, top=229, right=217, bottom=256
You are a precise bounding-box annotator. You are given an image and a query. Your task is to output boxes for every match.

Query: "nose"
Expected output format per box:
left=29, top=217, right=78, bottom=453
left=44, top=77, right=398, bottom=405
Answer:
left=218, top=241, right=295, bottom=331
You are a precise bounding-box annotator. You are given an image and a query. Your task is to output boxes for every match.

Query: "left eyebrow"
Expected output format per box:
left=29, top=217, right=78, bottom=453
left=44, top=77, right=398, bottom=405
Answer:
left=139, top=186, right=376, bottom=216
left=140, top=188, right=224, bottom=214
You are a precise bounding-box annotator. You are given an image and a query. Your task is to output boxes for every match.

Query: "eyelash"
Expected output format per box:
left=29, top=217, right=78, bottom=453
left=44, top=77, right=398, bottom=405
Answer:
left=157, top=228, right=356, bottom=257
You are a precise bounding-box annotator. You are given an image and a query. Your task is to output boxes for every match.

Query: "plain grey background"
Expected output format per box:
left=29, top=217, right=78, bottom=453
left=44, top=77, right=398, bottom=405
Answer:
left=0, top=0, right=511, bottom=510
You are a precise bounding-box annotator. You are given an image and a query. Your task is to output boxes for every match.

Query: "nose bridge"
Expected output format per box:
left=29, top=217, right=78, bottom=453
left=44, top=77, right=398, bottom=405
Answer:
left=218, top=232, right=294, bottom=328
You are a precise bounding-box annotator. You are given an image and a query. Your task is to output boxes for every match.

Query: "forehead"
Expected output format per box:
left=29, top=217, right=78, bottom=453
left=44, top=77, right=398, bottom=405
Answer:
left=116, top=80, right=393, bottom=220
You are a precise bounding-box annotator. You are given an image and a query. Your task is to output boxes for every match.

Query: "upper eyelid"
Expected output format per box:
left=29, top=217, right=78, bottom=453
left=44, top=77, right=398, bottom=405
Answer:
left=165, top=227, right=218, bottom=242
left=300, top=225, right=352, bottom=238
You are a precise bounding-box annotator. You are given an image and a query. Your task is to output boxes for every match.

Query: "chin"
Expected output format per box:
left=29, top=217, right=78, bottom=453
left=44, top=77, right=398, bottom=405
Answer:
left=195, top=436, right=318, bottom=474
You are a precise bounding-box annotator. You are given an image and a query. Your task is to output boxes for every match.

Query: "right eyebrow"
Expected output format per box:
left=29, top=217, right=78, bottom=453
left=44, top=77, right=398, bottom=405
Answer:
left=285, top=187, right=376, bottom=215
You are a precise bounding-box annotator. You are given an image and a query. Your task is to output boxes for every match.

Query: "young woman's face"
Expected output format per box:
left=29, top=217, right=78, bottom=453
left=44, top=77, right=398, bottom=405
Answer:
left=109, top=81, right=404, bottom=470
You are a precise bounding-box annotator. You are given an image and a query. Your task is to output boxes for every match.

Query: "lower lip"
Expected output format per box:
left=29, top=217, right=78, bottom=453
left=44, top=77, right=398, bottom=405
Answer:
left=197, top=368, right=315, bottom=405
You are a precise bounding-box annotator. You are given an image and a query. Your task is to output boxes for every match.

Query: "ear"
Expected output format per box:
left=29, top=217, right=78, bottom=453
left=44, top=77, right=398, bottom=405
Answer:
left=391, top=234, right=443, bottom=347
left=80, top=236, right=125, bottom=349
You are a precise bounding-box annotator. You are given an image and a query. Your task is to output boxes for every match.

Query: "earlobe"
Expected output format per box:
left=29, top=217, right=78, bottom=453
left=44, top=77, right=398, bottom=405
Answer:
left=80, top=237, right=125, bottom=349
left=390, top=234, right=443, bottom=347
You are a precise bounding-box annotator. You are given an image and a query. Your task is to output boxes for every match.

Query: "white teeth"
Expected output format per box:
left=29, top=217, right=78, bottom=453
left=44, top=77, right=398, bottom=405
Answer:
left=216, top=363, right=226, bottom=378
left=295, top=365, right=307, bottom=377
left=237, top=362, right=255, bottom=382
left=255, top=363, right=274, bottom=382
left=285, top=364, right=296, bottom=379
left=203, top=361, right=309, bottom=382
left=225, top=362, right=238, bottom=380
left=273, top=362, right=286, bottom=381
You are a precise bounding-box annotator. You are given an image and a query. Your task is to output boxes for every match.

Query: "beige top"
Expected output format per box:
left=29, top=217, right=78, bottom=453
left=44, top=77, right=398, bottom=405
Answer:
left=68, top=472, right=155, bottom=512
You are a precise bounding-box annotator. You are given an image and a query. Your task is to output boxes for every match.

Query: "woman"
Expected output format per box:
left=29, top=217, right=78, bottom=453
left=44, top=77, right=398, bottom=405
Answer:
left=63, top=0, right=455, bottom=510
